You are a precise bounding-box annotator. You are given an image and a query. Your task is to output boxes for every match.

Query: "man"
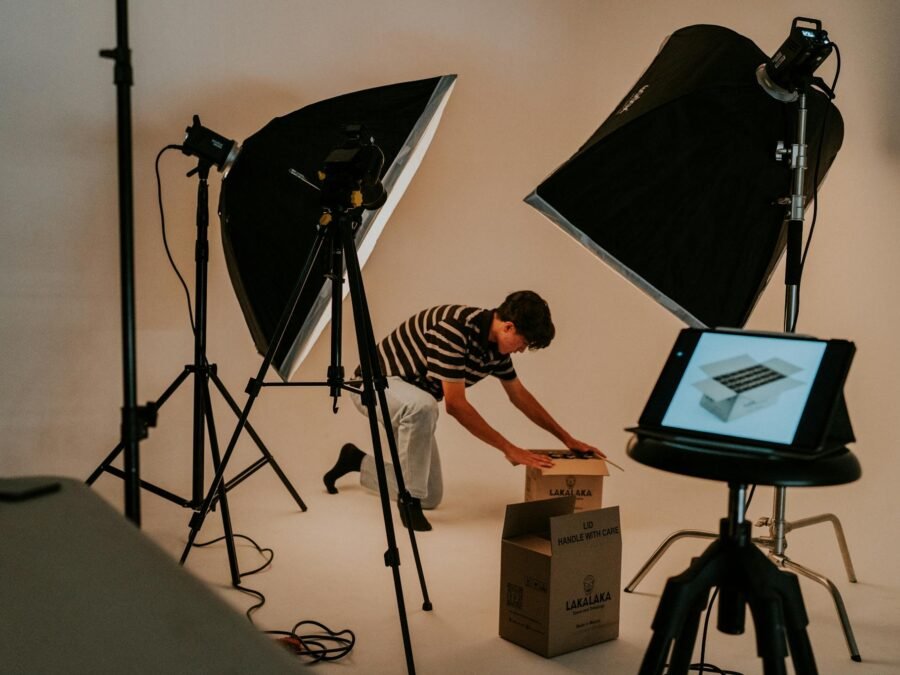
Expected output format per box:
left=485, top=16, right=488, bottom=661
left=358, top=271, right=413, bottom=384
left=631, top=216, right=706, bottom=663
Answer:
left=323, top=290, right=604, bottom=531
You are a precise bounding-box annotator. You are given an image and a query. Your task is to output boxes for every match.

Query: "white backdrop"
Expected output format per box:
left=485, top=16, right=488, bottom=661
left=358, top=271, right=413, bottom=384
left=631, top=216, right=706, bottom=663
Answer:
left=2, top=0, right=898, bottom=594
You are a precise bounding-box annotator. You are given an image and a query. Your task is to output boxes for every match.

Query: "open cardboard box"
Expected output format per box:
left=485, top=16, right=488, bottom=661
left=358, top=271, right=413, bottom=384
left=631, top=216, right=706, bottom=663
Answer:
left=499, top=496, right=622, bottom=657
left=525, top=450, right=610, bottom=512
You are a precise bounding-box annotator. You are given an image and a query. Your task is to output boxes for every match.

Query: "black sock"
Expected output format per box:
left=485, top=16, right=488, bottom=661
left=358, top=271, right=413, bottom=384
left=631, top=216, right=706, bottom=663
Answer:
left=399, top=496, right=432, bottom=531
left=323, top=443, right=365, bottom=494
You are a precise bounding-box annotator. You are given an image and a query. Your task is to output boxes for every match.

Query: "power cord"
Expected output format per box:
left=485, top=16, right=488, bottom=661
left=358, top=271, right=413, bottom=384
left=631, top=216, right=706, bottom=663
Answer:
left=265, top=621, right=357, bottom=663
left=193, top=533, right=273, bottom=620
left=193, top=531, right=356, bottom=662
left=155, top=144, right=196, bottom=334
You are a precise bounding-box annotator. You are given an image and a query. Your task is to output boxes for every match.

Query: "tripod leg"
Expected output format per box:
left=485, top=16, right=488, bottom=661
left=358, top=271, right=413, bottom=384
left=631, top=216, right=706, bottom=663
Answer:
left=209, top=369, right=307, bottom=511
left=341, top=217, right=417, bottom=674
left=375, top=388, right=433, bottom=611
left=203, top=379, right=242, bottom=587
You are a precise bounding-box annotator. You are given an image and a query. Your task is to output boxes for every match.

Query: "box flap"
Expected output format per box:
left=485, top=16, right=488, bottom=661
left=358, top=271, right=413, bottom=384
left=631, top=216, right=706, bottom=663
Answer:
left=550, top=505, right=621, bottom=555
left=529, top=450, right=610, bottom=477
left=502, top=496, right=575, bottom=540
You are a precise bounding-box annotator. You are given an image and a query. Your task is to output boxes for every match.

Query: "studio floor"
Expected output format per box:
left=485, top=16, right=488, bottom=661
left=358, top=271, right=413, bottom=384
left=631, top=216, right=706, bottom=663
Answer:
left=92, top=448, right=900, bottom=675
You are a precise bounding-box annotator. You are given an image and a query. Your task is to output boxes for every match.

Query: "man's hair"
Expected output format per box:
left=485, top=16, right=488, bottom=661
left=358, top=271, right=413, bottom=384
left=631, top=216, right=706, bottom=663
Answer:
left=496, top=290, right=555, bottom=350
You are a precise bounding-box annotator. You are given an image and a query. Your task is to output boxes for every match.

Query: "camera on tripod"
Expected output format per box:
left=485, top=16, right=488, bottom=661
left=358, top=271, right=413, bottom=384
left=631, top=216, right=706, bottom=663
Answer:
left=319, top=124, right=387, bottom=212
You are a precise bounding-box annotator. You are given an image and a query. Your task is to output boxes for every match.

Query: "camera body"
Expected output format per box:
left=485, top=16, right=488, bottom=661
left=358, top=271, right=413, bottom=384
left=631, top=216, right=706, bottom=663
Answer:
left=320, top=125, right=387, bottom=211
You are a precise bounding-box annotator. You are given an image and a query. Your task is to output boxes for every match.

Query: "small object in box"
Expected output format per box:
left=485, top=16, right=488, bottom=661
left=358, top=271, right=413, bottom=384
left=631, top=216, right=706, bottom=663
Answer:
left=525, top=450, right=609, bottom=512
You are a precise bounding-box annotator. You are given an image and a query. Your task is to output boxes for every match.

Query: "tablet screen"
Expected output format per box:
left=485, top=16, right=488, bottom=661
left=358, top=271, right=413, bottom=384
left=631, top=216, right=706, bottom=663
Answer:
left=660, top=332, right=827, bottom=445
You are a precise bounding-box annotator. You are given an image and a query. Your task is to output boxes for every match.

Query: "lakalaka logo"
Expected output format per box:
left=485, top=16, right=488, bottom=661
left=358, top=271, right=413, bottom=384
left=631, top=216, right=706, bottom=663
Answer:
left=565, top=575, right=612, bottom=611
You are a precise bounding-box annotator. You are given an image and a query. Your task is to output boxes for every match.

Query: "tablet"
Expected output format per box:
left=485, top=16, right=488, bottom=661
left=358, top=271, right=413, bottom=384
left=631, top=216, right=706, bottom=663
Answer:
left=635, top=328, right=855, bottom=455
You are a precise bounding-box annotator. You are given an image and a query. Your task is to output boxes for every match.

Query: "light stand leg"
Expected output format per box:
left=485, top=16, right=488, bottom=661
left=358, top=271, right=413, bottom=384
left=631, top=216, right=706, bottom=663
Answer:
left=776, top=556, right=861, bottom=661
left=783, top=512, right=857, bottom=582
left=624, top=530, right=717, bottom=593
left=209, top=369, right=307, bottom=511
left=180, top=226, right=328, bottom=565
left=202, top=376, right=242, bottom=587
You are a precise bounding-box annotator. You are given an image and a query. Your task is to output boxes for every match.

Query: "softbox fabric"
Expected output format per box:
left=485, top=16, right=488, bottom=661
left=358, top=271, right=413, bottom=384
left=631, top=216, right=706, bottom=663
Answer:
left=526, top=25, right=842, bottom=329
left=220, top=75, right=456, bottom=381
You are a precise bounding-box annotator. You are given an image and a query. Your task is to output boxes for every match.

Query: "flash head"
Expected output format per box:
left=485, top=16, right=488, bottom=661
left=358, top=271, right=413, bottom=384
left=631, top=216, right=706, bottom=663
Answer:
left=757, top=17, right=833, bottom=102
left=182, top=115, right=240, bottom=174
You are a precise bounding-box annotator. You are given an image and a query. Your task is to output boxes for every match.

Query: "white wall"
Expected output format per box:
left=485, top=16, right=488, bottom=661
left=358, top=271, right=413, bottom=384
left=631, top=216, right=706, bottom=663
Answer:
left=2, top=0, right=898, bottom=581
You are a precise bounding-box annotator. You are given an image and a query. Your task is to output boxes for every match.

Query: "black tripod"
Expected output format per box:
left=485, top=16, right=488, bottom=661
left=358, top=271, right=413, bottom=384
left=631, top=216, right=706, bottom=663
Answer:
left=87, top=157, right=306, bottom=585
left=177, top=190, right=432, bottom=674
left=639, top=483, right=817, bottom=675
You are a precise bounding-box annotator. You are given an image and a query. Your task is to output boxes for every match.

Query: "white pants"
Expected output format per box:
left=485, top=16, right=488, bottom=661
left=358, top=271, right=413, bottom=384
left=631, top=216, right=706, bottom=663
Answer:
left=352, top=377, right=443, bottom=509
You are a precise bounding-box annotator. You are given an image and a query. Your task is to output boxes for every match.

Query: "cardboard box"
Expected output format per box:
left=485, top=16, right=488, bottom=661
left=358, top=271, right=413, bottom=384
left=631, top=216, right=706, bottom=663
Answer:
left=499, top=497, right=622, bottom=657
left=525, top=451, right=609, bottom=512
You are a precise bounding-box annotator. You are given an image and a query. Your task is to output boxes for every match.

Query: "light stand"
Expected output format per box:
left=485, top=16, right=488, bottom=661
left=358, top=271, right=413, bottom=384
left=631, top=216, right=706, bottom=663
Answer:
left=177, top=139, right=432, bottom=675
left=87, top=119, right=307, bottom=574
left=625, top=18, right=861, bottom=662
left=100, top=0, right=140, bottom=525
left=755, top=82, right=861, bottom=661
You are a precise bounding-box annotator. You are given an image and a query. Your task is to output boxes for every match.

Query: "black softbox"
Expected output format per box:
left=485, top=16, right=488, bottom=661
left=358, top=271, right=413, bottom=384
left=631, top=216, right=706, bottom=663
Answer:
left=526, top=25, right=842, bottom=328
left=220, top=75, right=456, bottom=381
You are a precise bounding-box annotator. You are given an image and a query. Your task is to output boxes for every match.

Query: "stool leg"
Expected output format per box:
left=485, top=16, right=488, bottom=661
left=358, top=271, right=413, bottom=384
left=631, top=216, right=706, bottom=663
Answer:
left=667, top=591, right=709, bottom=674
left=639, top=543, right=724, bottom=675
left=740, top=544, right=793, bottom=675
left=744, top=591, right=789, bottom=675
left=780, top=576, right=818, bottom=675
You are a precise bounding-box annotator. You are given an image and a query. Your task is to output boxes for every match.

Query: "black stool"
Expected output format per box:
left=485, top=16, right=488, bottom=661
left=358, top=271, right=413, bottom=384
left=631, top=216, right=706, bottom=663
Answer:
left=629, top=437, right=861, bottom=675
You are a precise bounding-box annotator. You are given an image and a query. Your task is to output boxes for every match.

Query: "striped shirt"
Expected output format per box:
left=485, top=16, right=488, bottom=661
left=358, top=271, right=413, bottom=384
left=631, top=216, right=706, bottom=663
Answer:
left=365, top=305, right=517, bottom=400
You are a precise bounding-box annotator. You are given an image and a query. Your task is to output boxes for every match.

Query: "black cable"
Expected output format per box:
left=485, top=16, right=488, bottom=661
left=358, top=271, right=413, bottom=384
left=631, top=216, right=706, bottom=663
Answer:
left=193, top=533, right=273, bottom=620
left=155, top=144, right=196, bottom=334
left=798, top=42, right=841, bottom=276
left=193, top=533, right=357, bottom=661
left=265, top=621, right=356, bottom=663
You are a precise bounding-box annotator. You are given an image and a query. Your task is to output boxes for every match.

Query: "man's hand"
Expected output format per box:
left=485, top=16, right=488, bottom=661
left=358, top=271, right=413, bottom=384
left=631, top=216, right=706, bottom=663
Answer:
left=503, top=446, right=555, bottom=469
left=566, top=438, right=606, bottom=459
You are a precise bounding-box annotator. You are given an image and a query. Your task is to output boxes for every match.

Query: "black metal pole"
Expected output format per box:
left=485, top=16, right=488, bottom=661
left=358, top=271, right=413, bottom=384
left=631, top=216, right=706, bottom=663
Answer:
left=192, top=162, right=212, bottom=505
left=101, top=0, right=140, bottom=525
